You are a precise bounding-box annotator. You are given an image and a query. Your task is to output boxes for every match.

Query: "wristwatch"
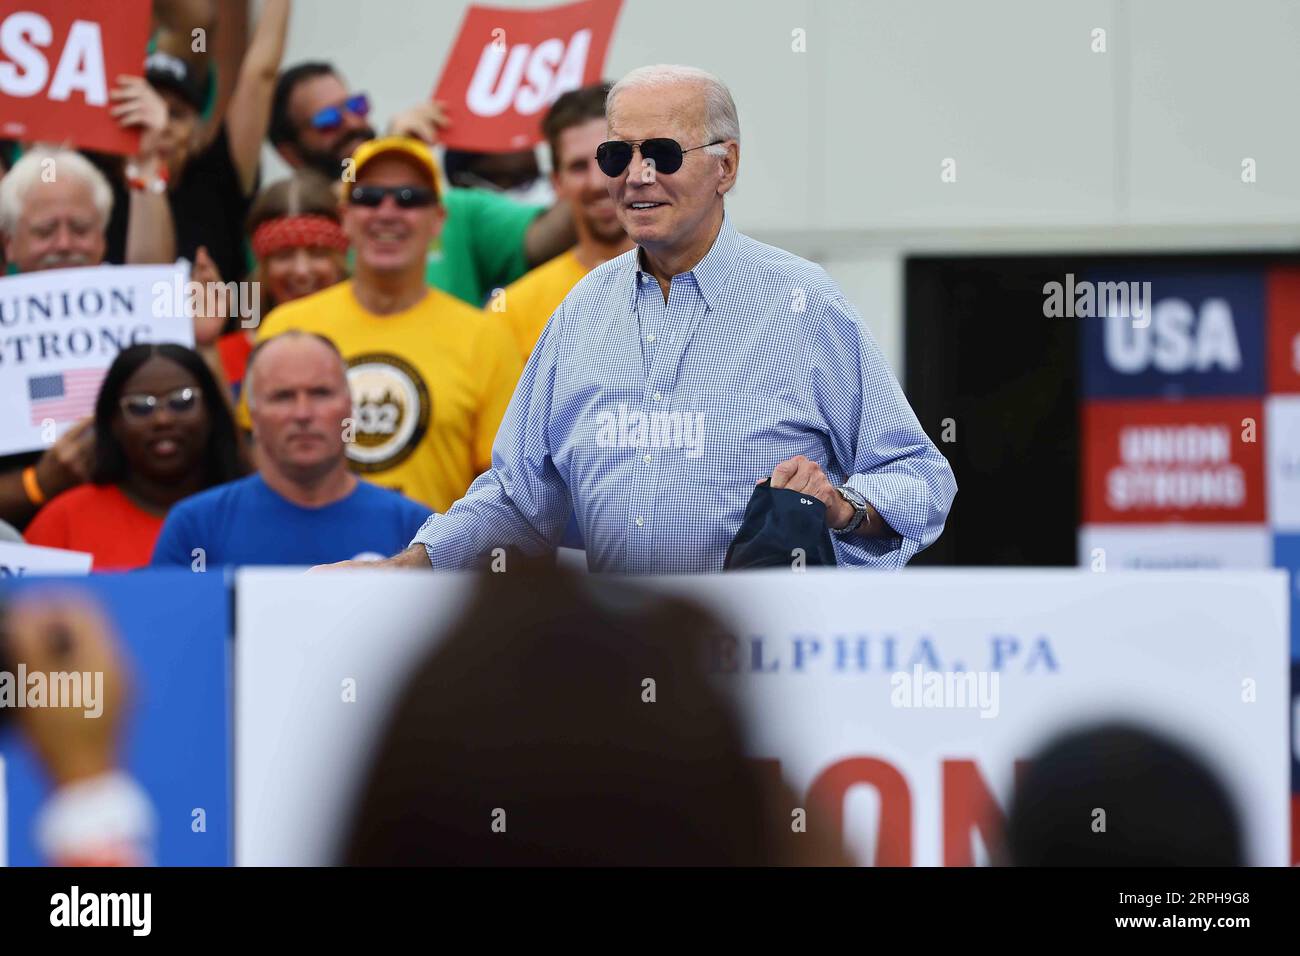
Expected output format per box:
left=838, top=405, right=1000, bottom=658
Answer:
left=833, top=484, right=870, bottom=536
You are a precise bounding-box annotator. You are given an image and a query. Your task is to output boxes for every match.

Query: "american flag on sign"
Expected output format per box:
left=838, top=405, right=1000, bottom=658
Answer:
left=28, top=369, right=106, bottom=426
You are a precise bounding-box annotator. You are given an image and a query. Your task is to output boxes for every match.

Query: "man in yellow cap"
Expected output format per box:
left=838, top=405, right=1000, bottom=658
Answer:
left=251, top=137, right=521, bottom=513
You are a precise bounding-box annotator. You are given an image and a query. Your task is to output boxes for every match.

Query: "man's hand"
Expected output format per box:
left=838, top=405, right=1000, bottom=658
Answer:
left=4, top=594, right=131, bottom=786
left=109, top=75, right=169, bottom=163
left=189, top=246, right=226, bottom=346
left=34, top=418, right=95, bottom=502
left=387, top=101, right=450, bottom=145
left=309, top=543, right=433, bottom=573
left=769, top=455, right=854, bottom=530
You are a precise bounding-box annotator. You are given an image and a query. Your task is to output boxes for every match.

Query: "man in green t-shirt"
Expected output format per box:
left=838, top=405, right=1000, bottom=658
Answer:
left=268, top=62, right=575, bottom=306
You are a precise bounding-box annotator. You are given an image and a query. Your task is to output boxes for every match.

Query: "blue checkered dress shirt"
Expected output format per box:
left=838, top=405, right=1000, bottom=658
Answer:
left=412, top=213, right=956, bottom=572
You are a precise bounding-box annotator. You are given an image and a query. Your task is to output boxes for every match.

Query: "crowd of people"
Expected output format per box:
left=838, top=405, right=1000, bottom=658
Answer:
left=0, top=0, right=613, bottom=570
left=0, top=1, right=1255, bottom=875
left=0, top=0, right=957, bottom=575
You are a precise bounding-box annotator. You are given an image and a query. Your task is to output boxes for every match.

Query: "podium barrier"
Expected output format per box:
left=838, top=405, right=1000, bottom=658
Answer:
left=1, top=567, right=1289, bottom=866
left=234, top=568, right=1289, bottom=866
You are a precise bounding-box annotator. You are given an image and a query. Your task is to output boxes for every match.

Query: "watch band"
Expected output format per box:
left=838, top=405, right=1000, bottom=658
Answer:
left=834, top=484, right=869, bottom=536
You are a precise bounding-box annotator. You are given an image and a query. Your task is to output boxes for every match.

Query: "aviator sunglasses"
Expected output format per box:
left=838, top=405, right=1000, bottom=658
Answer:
left=596, top=138, right=725, bottom=177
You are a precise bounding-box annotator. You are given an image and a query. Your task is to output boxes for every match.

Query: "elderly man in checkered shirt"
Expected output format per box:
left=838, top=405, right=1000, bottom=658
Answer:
left=326, top=64, right=956, bottom=574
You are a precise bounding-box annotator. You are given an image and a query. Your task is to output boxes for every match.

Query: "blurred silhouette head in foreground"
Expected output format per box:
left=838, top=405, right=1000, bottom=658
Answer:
left=343, top=567, right=844, bottom=866
left=1004, top=722, right=1244, bottom=866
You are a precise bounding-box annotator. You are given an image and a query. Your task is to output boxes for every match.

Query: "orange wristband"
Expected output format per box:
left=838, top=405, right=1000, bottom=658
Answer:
left=22, top=465, right=46, bottom=506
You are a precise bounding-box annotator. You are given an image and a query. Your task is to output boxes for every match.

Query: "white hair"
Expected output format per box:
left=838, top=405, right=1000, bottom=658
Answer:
left=0, top=146, right=113, bottom=235
left=607, top=64, right=740, bottom=158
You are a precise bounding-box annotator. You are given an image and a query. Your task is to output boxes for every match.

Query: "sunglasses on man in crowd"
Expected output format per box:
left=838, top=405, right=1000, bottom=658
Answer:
left=311, top=93, right=370, bottom=133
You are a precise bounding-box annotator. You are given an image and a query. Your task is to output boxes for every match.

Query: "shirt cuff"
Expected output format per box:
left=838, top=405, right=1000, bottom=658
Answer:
left=831, top=474, right=911, bottom=567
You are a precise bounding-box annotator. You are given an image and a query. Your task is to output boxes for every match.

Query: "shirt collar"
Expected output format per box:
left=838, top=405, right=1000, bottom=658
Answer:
left=628, top=211, right=740, bottom=312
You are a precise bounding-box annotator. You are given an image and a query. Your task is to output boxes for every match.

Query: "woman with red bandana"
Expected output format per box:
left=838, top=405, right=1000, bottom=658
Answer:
left=192, top=170, right=350, bottom=402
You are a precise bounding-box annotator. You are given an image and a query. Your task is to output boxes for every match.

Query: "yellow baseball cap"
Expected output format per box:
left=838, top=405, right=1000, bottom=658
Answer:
left=348, top=136, right=442, bottom=200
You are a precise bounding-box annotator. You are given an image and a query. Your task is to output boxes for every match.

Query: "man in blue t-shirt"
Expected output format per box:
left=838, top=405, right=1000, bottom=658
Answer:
left=151, top=331, right=429, bottom=568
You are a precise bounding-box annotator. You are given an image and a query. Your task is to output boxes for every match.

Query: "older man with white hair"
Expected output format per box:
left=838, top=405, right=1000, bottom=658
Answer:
left=0, top=148, right=114, bottom=273
left=335, top=64, right=955, bottom=573
left=0, top=140, right=176, bottom=529
left=1, top=71, right=176, bottom=271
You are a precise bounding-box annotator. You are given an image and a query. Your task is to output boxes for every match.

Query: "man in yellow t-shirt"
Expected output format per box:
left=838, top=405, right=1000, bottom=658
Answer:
left=254, top=137, right=521, bottom=513
left=488, top=84, right=633, bottom=363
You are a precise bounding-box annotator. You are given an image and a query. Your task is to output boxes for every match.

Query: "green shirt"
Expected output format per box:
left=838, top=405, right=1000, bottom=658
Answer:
left=425, top=187, right=543, bottom=306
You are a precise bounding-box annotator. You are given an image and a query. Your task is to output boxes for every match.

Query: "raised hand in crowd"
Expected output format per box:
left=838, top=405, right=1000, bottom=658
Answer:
left=151, top=0, right=217, bottom=73
left=387, top=100, right=451, bottom=145
left=2, top=592, right=155, bottom=866
left=226, top=0, right=293, bottom=196
left=0, top=418, right=95, bottom=531
left=189, top=244, right=241, bottom=407
left=3, top=594, right=131, bottom=787
left=35, top=418, right=96, bottom=500
left=190, top=245, right=227, bottom=347
left=109, top=74, right=177, bottom=265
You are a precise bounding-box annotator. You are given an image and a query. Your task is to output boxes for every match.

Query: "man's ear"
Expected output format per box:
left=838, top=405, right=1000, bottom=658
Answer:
left=424, top=202, right=448, bottom=243
left=716, top=141, right=739, bottom=196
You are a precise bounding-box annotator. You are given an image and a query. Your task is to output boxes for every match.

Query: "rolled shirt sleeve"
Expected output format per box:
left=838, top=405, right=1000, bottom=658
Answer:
left=814, top=295, right=957, bottom=567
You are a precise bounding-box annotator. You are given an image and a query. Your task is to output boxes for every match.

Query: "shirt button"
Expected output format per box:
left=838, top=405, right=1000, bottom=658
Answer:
left=645, top=333, right=656, bottom=342
left=635, top=516, right=645, bottom=527
left=652, top=391, right=662, bottom=401
left=643, top=453, right=652, bottom=463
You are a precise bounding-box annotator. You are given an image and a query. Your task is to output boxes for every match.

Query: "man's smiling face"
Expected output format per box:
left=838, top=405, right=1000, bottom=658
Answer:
left=604, top=83, right=732, bottom=256
left=343, top=155, right=444, bottom=275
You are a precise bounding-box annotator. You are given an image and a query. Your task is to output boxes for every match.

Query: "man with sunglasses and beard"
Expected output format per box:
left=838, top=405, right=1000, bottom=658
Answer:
left=268, top=61, right=576, bottom=307
left=252, top=138, right=521, bottom=514
left=321, top=65, right=956, bottom=574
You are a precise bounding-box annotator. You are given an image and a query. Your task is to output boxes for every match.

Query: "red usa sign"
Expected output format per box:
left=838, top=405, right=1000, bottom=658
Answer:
left=0, top=0, right=151, bottom=155
left=433, top=0, right=623, bottom=153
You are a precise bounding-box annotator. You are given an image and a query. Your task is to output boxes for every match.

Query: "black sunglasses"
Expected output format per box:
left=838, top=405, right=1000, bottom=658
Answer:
left=596, top=138, right=725, bottom=177
left=120, top=386, right=201, bottom=419
left=348, top=185, right=438, bottom=208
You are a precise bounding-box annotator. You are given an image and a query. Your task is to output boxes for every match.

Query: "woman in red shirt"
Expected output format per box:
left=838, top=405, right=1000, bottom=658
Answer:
left=25, top=344, right=247, bottom=570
